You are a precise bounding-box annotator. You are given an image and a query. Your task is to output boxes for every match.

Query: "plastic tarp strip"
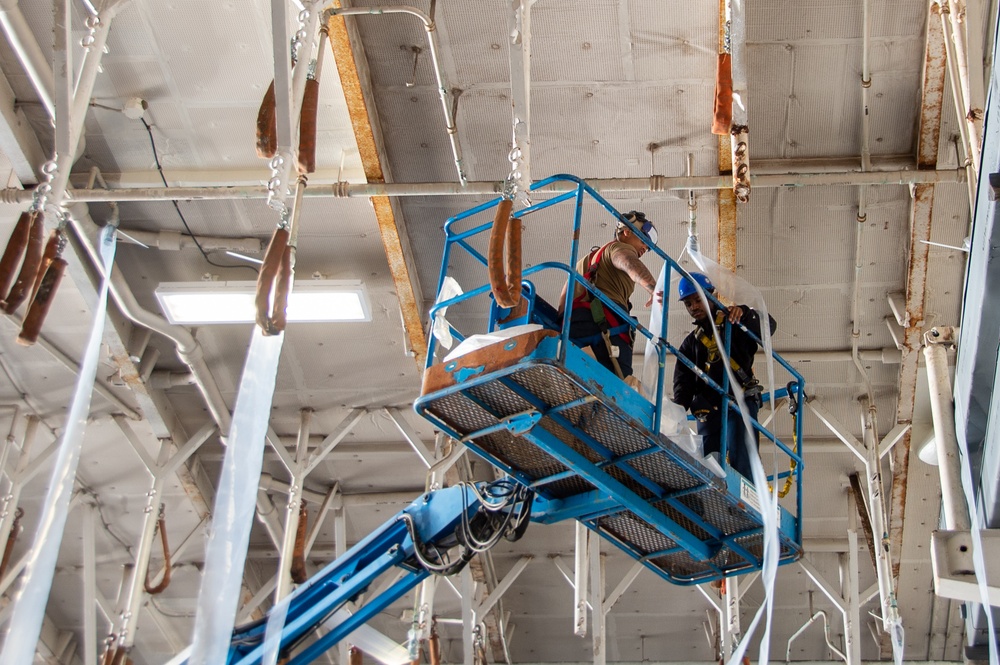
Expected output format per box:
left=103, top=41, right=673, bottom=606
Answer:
left=188, top=329, right=284, bottom=665
left=0, top=226, right=117, bottom=665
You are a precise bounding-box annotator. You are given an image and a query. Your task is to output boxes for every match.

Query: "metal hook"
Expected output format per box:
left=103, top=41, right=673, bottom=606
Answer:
left=401, top=45, right=423, bottom=88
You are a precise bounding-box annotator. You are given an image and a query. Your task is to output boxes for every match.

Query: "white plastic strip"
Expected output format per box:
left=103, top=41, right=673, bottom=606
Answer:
left=188, top=329, right=285, bottom=665
left=0, top=225, right=117, bottom=665
left=262, top=593, right=293, bottom=665
left=685, top=246, right=781, bottom=665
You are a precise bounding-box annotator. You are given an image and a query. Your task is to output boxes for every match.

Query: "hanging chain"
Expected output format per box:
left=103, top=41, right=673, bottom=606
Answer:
left=276, top=207, right=291, bottom=231
left=31, top=161, right=58, bottom=213
left=267, top=154, right=289, bottom=216
left=291, top=7, right=311, bottom=65
left=81, top=14, right=101, bottom=49
left=504, top=141, right=530, bottom=207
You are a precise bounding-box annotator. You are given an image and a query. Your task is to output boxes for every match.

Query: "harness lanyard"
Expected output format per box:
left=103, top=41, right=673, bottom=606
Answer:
left=695, top=311, right=756, bottom=389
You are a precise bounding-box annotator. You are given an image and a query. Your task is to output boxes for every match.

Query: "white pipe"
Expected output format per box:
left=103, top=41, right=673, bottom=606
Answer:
left=327, top=5, right=467, bottom=184
left=785, top=611, right=848, bottom=663
left=754, top=347, right=901, bottom=364
left=946, top=0, right=983, bottom=176
left=116, top=228, right=263, bottom=254
left=0, top=0, right=56, bottom=118
left=0, top=168, right=966, bottom=205
left=940, top=5, right=980, bottom=209
left=66, top=205, right=232, bottom=432
left=922, top=327, right=971, bottom=531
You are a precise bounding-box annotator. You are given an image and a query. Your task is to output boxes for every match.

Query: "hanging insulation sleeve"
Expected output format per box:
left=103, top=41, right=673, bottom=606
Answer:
left=0, top=225, right=117, bottom=664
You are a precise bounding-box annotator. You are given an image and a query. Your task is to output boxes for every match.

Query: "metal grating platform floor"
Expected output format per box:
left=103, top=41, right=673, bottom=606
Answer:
left=416, top=331, right=801, bottom=585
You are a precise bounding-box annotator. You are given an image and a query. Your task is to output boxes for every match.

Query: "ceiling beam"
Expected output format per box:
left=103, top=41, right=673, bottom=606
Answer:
left=888, top=0, right=948, bottom=587
left=326, top=6, right=426, bottom=368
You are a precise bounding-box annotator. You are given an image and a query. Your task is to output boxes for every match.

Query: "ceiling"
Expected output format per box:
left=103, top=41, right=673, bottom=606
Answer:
left=0, top=0, right=990, bottom=663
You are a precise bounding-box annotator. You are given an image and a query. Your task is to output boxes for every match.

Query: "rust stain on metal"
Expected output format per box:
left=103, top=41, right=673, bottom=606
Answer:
left=918, top=5, right=947, bottom=168
left=886, top=0, right=946, bottom=589
left=888, top=182, right=933, bottom=582
left=327, top=8, right=426, bottom=366
left=372, top=196, right=427, bottom=365
left=327, top=8, right=383, bottom=182
left=717, top=188, right=737, bottom=270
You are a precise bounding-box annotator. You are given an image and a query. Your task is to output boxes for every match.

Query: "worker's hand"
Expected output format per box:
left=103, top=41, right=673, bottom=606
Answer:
left=644, top=290, right=664, bottom=308
left=726, top=305, right=743, bottom=324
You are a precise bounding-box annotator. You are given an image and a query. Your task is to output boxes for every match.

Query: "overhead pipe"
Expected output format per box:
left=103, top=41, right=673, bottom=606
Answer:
left=66, top=204, right=232, bottom=432
left=944, top=0, right=983, bottom=177
left=785, top=610, right=848, bottom=663
left=850, top=0, right=877, bottom=410
left=939, top=2, right=979, bottom=208
left=325, top=5, right=467, bottom=184
left=0, top=168, right=966, bottom=205
left=116, top=228, right=263, bottom=255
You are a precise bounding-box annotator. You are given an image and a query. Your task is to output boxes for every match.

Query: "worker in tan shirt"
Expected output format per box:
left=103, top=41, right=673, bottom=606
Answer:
left=558, top=211, right=662, bottom=382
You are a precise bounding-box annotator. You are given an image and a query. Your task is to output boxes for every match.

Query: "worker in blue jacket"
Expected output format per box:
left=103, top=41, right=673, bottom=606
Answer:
left=672, top=272, right=776, bottom=480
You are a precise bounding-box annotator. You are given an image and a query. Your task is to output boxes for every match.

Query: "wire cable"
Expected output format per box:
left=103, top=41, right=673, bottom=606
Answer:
left=139, top=118, right=258, bottom=275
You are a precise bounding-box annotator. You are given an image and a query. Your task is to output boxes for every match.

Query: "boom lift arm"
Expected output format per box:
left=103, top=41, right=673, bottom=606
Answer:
left=181, top=480, right=534, bottom=665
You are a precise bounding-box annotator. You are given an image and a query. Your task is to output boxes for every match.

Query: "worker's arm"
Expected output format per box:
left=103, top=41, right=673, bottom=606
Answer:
left=609, top=245, right=662, bottom=306
left=672, top=336, right=697, bottom=410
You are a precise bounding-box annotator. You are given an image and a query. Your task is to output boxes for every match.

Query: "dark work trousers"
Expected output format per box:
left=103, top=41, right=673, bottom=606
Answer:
left=568, top=308, right=635, bottom=379
left=698, top=397, right=760, bottom=480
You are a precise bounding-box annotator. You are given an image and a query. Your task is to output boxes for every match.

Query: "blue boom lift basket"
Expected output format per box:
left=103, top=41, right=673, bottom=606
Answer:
left=414, top=174, right=806, bottom=584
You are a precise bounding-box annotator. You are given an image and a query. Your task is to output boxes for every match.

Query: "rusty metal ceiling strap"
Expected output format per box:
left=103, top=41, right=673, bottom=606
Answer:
left=888, top=1, right=948, bottom=586
left=717, top=0, right=737, bottom=271
left=326, top=5, right=427, bottom=367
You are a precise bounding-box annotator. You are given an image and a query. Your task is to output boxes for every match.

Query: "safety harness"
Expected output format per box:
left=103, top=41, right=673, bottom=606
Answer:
left=571, top=242, right=633, bottom=378
left=695, top=309, right=762, bottom=397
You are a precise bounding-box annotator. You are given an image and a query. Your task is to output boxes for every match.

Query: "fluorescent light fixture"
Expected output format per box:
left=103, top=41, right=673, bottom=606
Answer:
left=154, top=280, right=371, bottom=325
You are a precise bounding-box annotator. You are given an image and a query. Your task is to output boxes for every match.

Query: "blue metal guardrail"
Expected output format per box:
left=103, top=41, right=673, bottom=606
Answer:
left=415, top=174, right=806, bottom=584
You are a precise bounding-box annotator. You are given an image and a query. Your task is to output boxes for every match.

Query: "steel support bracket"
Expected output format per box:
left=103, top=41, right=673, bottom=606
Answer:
left=930, top=529, right=1000, bottom=605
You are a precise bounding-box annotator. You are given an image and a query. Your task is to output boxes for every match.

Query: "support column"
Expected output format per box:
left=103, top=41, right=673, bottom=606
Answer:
left=844, top=494, right=862, bottom=665
left=573, top=522, right=589, bottom=636
left=922, top=327, right=971, bottom=531
left=461, top=564, right=475, bottom=665
left=724, top=576, right=741, bottom=658
left=589, top=534, right=605, bottom=665
left=82, top=503, right=97, bottom=665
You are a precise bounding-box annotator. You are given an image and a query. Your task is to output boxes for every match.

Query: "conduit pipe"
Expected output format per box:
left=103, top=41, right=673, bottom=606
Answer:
left=945, top=0, right=983, bottom=177
left=0, top=0, right=56, bottom=119
left=939, top=3, right=979, bottom=208
left=0, top=168, right=966, bottom=205
left=65, top=204, right=232, bottom=432
left=326, top=5, right=467, bottom=184
left=785, top=610, right=848, bottom=663
left=117, top=228, right=264, bottom=254
left=756, top=347, right=902, bottom=364
left=850, top=0, right=877, bottom=410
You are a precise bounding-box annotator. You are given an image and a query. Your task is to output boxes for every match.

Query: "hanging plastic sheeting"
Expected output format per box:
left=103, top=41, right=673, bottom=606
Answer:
left=684, top=242, right=782, bottom=665
left=641, top=261, right=714, bottom=471
left=0, top=225, right=117, bottom=665
left=188, top=330, right=284, bottom=665
left=431, top=276, right=463, bottom=350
